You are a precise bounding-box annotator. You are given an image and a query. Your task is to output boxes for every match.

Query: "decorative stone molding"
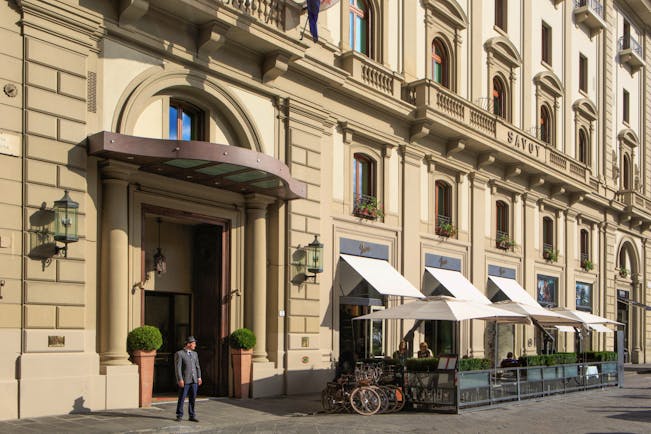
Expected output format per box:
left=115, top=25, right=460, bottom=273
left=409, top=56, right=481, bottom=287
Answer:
left=118, top=0, right=149, bottom=26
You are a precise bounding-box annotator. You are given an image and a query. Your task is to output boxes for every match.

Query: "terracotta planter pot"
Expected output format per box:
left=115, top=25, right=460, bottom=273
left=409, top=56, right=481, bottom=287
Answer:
left=132, top=349, right=156, bottom=407
left=231, top=348, right=253, bottom=399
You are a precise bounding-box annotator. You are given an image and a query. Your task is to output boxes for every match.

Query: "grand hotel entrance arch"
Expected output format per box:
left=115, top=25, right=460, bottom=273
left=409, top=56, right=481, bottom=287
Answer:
left=88, top=132, right=306, bottom=394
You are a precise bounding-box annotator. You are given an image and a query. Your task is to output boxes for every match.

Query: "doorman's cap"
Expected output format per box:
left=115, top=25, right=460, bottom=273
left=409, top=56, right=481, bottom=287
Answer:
left=185, top=336, right=197, bottom=344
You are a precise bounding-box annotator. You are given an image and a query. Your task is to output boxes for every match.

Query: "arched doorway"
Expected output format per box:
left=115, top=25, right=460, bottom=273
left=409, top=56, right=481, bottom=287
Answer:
left=616, top=241, right=641, bottom=362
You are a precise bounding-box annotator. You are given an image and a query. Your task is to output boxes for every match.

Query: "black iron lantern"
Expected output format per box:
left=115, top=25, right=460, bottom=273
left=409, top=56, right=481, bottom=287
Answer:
left=53, top=190, right=79, bottom=257
left=305, top=235, right=323, bottom=280
left=153, top=217, right=167, bottom=274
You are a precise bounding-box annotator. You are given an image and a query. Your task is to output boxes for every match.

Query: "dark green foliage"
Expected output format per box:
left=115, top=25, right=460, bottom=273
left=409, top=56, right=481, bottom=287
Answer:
left=458, top=358, right=490, bottom=371
left=127, top=325, right=163, bottom=353
left=229, top=328, right=256, bottom=350
left=405, top=357, right=439, bottom=371
left=519, top=353, right=578, bottom=367
left=544, top=352, right=577, bottom=366
left=583, top=351, right=617, bottom=362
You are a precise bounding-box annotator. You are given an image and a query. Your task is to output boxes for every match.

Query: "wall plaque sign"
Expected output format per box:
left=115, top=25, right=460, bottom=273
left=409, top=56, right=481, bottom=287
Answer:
left=0, top=131, right=21, bottom=157
left=48, top=336, right=65, bottom=347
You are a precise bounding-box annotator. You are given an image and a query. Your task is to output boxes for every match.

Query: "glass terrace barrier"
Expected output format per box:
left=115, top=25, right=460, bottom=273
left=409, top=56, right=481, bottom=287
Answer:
left=457, top=362, right=619, bottom=410
left=404, top=361, right=619, bottom=413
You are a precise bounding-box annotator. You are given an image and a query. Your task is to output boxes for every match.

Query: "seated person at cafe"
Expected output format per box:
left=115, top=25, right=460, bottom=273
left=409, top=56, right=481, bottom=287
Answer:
left=392, top=340, right=409, bottom=365
left=417, top=342, right=432, bottom=358
left=500, top=352, right=519, bottom=368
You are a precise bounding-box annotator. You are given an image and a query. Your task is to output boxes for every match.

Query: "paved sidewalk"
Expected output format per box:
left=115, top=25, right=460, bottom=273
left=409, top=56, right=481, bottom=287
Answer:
left=1, top=368, right=650, bottom=434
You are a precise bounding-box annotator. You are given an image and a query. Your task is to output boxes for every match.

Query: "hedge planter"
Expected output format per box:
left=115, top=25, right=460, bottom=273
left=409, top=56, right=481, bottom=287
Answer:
left=229, top=328, right=256, bottom=399
left=132, top=349, right=157, bottom=407
left=127, top=325, right=162, bottom=408
left=231, top=348, right=253, bottom=399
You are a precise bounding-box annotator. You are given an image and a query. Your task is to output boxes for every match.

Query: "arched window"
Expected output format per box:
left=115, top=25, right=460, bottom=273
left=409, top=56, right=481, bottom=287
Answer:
left=578, top=129, right=588, bottom=164
left=349, top=0, right=369, bottom=55
left=493, top=76, right=506, bottom=118
left=169, top=99, right=204, bottom=141
left=352, top=153, right=378, bottom=218
left=542, top=217, right=554, bottom=257
left=540, top=105, right=552, bottom=144
left=495, top=200, right=510, bottom=236
left=623, top=154, right=631, bottom=190
left=580, top=229, right=589, bottom=263
left=432, top=39, right=449, bottom=87
left=435, top=181, right=452, bottom=234
left=353, top=153, right=375, bottom=198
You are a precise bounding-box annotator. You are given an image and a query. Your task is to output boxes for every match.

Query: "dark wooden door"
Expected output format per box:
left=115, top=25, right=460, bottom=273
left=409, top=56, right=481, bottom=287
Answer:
left=145, top=291, right=191, bottom=393
left=193, top=224, right=227, bottom=396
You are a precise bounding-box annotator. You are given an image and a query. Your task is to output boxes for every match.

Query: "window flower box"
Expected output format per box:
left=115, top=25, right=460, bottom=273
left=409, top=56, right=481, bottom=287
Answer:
left=353, top=195, right=384, bottom=220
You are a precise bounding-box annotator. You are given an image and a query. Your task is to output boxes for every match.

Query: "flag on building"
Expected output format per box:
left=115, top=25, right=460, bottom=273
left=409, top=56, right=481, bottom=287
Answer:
left=305, top=0, right=339, bottom=42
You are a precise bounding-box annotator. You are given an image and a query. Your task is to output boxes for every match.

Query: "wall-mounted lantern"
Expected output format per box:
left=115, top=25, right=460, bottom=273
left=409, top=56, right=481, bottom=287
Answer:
left=304, top=235, right=323, bottom=282
left=53, top=190, right=79, bottom=257
left=153, top=217, right=167, bottom=274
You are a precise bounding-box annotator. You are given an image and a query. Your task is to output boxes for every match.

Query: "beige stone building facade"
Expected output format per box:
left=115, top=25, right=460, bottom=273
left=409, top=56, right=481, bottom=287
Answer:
left=0, top=0, right=650, bottom=420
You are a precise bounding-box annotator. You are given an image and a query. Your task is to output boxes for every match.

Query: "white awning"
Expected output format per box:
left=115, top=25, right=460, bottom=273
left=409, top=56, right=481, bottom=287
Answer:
left=340, top=254, right=425, bottom=299
left=425, top=267, right=491, bottom=304
left=488, top=276, right=539, bottom=306
left=556, top=325, right=577, bottom=333
left=588, top=323, right=614, bottom=333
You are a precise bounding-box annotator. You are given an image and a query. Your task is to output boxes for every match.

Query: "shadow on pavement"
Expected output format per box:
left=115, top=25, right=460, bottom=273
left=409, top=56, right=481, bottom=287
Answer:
left=607, top=410, right=651, bottom=423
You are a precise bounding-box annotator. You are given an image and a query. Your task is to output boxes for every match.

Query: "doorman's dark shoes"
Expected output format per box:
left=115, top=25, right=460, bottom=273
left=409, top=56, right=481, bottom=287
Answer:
left=189, top=417, right=199, bottom=422
left=175, top=416, right=182, bottom=422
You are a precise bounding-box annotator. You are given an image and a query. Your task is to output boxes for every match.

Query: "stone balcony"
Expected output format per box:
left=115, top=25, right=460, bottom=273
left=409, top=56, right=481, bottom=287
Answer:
left=338, top=51, right=404, bottom=99
left=573, top=0, right=606, bottom=37
left=615, top=190, right=651, bottom=226
left=403, top=79, right=593, bottom=192
left=618, top=36, right=645, bottom=73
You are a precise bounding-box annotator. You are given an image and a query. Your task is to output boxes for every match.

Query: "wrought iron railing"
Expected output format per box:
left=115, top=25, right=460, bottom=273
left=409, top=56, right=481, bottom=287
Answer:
left=618, top=35, right=642, bottom=56
left=574, top=0, right=604, bottom=19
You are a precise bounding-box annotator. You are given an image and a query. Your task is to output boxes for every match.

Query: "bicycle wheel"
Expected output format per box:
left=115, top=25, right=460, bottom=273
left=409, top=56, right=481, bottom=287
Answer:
left=385, top=385, right=406, bottom=413
left=371, top=386, right=390, bottom=414
left=321, top=389, right=337, bottom=413
left=349, top=386, right=381, bottom=416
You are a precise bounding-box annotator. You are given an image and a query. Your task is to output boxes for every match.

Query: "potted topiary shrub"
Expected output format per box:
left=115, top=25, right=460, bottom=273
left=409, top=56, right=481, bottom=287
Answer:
left=581, top=258, right=594, bottom=271
left=618, top=267, right=629, bottom=278
left=229, top=328, right=256, bottom=398
left=127, top=325, right=163, bottom=407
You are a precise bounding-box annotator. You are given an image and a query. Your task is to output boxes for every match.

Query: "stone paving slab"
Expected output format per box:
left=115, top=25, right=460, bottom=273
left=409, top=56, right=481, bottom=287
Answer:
left=1, top=370, right=650, bottom=433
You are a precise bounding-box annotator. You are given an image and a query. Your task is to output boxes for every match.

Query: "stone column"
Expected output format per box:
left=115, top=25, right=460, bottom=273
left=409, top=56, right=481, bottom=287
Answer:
left=99, top=161, right=135, bottom=366
left=245, top=194, right=275, bottom=363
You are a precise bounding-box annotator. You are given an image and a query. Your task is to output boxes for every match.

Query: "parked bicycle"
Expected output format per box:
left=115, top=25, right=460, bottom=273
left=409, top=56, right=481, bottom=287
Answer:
left=321, top=362, right=405, bottom=415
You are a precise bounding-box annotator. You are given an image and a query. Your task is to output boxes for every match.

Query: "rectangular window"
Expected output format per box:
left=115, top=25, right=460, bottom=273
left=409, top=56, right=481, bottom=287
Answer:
left=495, top=0, right=507, bottom=32
left=623, top=89, right=630, bottom=124
left=542, top=22, right=551, bottom=65
left=169, top=100, right=203, bottom=141
left=623, top=20, right=630, bottom=49
left=579, top=54, right=588, bottom=92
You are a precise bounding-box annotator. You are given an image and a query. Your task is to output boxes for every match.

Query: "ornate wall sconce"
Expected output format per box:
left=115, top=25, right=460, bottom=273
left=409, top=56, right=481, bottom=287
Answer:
left=52, top=190, right=79, bottom=258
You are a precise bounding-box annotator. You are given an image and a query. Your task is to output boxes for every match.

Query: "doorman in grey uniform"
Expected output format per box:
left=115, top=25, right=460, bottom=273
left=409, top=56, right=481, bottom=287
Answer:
left=174, top=336, right=202, bottom=422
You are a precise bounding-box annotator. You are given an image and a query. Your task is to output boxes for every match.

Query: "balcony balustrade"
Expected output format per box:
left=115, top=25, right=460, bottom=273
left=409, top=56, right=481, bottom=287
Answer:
left=573, top=0, right=606, bottom=36
left=618, top=35, right=645, bottom=72
left=402, top=80, right=592, bottom=188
